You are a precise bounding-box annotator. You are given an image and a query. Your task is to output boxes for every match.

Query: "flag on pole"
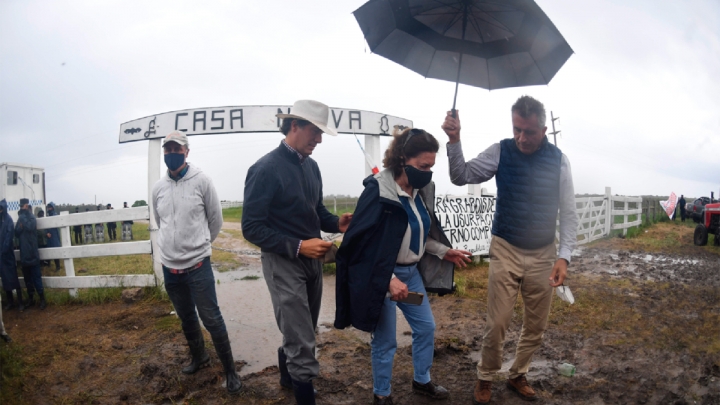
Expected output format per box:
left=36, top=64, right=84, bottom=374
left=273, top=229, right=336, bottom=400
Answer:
left=659, top=192, right=678, bottom=220
left=354, top=134, right=379, bottom=175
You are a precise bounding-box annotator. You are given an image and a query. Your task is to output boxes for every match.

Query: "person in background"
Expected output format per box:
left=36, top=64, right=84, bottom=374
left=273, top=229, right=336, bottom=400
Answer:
left=151, top=130, right=241, bottom=394
left=0, top=293, right=12, bottom=342
left=678, top=195, right=686, bottom=222
left=442, top=96, right=578, bottom=404
left=335, top=128, right=471, bottom=405
left=36, top=209, right=48, bottom=267
left=73, top=207, right=82, bottom=245
left=0, top=199, right=23, bottom=312
left=242, top=100, right=352, bottom=405
left=122, top=202, right=134, bottom=241
left=83, top=208, right=94, bottom=244
left=106, top=204, right=117, bottom=241
left=15, top=199, right=47, bottom=310
left=94, top=204, right=105, bottom=243
left=45, top=202, right=62, bottom=271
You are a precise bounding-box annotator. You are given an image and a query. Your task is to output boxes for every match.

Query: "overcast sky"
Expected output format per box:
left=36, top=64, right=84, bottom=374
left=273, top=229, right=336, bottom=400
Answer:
left=1, top=0, right=719, bottom=207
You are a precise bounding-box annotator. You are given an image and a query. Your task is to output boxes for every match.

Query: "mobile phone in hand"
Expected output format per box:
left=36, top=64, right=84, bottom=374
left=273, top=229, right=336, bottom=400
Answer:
left=391, top=291, right=424, bottom=305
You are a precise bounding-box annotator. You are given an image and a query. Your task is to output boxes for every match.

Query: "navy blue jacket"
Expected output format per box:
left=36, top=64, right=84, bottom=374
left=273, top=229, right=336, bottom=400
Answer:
left=0, top=199, right=20, bottom=290
left=334, top=170, right=453, bottom=332
left=45, top=202, right=62, bottom=248
left=15, top=208, right=40, bottom=266
left=242, top=142, right=340, bottom=258
left=493, top=138, right=562, bottom=249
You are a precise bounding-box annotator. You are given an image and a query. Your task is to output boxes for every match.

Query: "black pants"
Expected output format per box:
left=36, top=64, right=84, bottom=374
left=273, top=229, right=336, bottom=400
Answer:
left=73, top=227, right=82, bottom=244
left=108, top=225, right=117, bottom=240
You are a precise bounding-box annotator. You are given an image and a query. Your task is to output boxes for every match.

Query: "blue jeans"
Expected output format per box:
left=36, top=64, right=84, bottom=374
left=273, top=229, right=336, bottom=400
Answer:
left=163, top=257, right=227, bottom=338
left=371, top=264, right=436, bottom=397
left=21, top=264, right=43, bottom=296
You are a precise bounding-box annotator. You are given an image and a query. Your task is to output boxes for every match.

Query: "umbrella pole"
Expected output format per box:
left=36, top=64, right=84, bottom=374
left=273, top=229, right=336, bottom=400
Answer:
left=451, top=2, right=469, bottom=119
left=451, top=53, right=464, bottom=118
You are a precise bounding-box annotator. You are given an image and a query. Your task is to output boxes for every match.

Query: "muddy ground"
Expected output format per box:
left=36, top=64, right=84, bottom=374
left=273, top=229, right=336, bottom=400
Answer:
left=1, top=222, right=719, bottom=405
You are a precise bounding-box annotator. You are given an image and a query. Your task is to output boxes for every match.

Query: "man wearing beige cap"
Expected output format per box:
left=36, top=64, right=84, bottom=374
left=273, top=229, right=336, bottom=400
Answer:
left=151, top=130, right=241, bottom=394
left=243, top=100, right=352, bottom=405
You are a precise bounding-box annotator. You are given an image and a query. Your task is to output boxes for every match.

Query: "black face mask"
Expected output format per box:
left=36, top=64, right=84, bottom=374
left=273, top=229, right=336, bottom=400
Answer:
left=404, top=165, right=433, bottom=190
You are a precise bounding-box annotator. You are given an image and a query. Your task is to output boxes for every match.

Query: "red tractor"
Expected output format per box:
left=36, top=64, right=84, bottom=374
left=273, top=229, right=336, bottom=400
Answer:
left=694, top=202, right=720, bottom=246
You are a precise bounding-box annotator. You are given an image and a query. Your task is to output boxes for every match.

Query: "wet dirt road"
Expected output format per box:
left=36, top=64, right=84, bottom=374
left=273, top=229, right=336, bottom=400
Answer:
left=213, top=248, right=412, bottom=376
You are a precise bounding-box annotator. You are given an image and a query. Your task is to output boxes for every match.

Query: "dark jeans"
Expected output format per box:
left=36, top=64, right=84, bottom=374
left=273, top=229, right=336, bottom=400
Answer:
left=21, top=264, right=44, bottom=295
left=163, top=257, right=227, bottom=338
left=73, top=227, right=82, bottom=244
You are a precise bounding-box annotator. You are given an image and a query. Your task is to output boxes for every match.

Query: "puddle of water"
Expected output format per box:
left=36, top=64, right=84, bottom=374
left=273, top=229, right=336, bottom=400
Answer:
left=213, top=266, right=412, bottom=376
left=466, top=352, right=554, bottom=378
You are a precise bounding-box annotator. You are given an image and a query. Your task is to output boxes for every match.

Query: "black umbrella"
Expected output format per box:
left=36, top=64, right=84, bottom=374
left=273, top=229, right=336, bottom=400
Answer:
left=354, top=0, right=573, bottom=113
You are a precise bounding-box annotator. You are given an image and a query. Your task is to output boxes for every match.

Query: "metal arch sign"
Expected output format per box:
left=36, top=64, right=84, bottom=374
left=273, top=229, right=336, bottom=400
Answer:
left=118, top=105, right=413, bottom=143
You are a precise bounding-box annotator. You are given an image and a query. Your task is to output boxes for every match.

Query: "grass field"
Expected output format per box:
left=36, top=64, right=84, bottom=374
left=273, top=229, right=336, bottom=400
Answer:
left=452, top=220, right=720, bottom=357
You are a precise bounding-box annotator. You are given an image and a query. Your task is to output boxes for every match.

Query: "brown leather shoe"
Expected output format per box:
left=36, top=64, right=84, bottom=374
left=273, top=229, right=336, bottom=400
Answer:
left=507, top=375, right=538, bottom=401
left=472, top=380, right=492, bottom=404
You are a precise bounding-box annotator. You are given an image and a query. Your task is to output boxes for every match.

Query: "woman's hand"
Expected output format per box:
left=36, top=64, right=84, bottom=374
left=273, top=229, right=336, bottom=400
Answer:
left=388, top=277, right=409, bottom=301
left=443, top=249, right=472, bottom=267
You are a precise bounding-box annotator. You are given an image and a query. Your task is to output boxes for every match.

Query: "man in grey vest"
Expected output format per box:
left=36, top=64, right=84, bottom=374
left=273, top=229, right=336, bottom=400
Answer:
left=442, top=96, right=578, bottom=404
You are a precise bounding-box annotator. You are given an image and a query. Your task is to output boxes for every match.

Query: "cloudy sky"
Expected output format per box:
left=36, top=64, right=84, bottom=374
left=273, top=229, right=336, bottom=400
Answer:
left=1, top=0, right=719, bottom=207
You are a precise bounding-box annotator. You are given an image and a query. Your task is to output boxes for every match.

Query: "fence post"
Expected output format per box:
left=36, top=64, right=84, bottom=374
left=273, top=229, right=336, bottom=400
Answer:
left=334, top=197, right=337, bottom=214
left=604, top=187, right=612, bottom=237
left=623, top=200, right=629, bottom=236
left=148, top=139, right=164, bottom=287
left=59, top=211, right=78, bottom=297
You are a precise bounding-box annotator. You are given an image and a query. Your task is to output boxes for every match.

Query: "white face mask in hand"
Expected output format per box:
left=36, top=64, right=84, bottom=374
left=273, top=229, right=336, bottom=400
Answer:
left=556, top=285, right=575, bottom=304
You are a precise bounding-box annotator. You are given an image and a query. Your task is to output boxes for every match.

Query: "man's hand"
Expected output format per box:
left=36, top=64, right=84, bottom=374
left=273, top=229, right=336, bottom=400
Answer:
left=441, top=110, right=461, bottom=144
left=549, top=259, right=568, bottom=287
left=443, top=249, right=472, bottom=267
left=388, top=277, right=409, bottom=301
left=46, top=233, right=52, bottom=238
left=299, top=238, right=333, bottom=259
left=338, top=213, right=353, bottom=233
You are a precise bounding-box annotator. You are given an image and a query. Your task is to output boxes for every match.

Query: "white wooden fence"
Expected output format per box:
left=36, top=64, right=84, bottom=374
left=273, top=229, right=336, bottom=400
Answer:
left=221, top=201, right=242, bottom=209
left=4, top=207, right=156, bottom=296
left=565, top=187, right=643, bottom=245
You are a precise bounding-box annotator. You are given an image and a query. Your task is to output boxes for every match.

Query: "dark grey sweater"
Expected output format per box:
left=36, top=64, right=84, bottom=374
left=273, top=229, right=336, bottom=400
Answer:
left=242, top=142, right=340, bottom=258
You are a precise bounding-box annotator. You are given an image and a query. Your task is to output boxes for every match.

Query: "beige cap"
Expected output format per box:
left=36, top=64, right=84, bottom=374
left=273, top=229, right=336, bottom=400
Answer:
left=162, top=130, right=189, bottom=147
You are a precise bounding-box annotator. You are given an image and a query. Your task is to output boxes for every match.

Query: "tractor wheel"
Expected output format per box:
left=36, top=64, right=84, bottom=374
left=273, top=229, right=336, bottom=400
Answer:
left=694, top=224, right=708, bottom=246
left=715, top=228, right=720, bottom=247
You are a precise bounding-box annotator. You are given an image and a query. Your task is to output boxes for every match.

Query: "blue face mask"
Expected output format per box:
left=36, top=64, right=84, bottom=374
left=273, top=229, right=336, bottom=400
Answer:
left=164, top=153, right=185, bottom=171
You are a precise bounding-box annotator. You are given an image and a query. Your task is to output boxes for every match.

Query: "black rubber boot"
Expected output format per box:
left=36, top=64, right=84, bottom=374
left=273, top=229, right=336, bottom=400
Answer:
left=292, top=380, right=317, bottom=405
left=279, top=347, right=317, bottom=396
left=26, top=292, right=35, bottom=308
left=182, top=328, right=210, bottom=374
left=39, top=293, right=47, bottom=310
left=278, top=347, right=293, bottom=389
left=211, top=332, right=242, bottom=394
left=16, top=290, right=24, bottom=312
left=3, top=290, right=15, bottom=310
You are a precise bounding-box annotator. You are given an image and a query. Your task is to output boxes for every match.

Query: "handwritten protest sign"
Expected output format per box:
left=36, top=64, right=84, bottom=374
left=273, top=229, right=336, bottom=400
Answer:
left=435, top=195, right=496, bottom=256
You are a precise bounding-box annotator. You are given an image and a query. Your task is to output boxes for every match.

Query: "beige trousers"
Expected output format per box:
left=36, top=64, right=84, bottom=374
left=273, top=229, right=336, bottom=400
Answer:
left=477, top=235, right=556, bottom=380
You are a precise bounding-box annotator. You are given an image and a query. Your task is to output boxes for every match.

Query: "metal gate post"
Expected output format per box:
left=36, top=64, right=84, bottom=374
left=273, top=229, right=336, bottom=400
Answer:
left=147, top=139, right=163, bottom=286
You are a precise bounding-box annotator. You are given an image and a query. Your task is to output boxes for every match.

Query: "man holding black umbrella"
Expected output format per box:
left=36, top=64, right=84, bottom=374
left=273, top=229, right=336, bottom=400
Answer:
left=442, top=96, right=578, bottom=403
